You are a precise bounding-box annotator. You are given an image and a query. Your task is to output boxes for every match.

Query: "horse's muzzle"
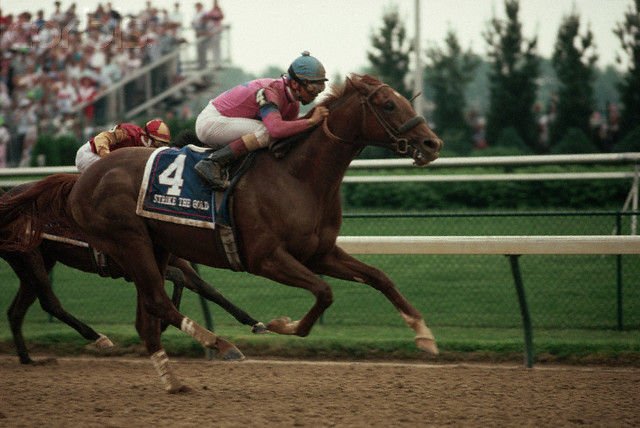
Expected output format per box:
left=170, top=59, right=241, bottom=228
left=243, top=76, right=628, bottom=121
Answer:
left=413, top=138, right=443, bottom=166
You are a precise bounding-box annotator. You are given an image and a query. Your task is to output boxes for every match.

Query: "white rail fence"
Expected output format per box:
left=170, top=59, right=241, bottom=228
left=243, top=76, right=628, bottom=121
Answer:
left=346, top=152, right=639, bottom=234
left=3, top=153, right=637, bottom=224
left=337, top=235, right=640, bottom=255
left=338, top=235, right=640, bottom=368
left=2, top=153, right=639, bottom=366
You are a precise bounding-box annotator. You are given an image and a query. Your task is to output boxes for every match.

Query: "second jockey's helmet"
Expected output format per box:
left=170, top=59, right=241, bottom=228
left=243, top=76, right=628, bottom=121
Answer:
left=287, top=51, right=328, bottom=83
left=145, top=119, right=171, bottom=144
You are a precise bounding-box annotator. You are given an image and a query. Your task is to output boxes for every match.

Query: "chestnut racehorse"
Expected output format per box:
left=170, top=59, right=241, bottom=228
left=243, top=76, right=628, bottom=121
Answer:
left=0, top=74, right=443, bottom=392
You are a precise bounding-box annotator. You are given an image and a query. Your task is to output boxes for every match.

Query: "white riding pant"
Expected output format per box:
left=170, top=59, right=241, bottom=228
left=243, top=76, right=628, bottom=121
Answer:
left=195, top=103, right=271, bottom=149
left=75, top=141, right=101, bottom=173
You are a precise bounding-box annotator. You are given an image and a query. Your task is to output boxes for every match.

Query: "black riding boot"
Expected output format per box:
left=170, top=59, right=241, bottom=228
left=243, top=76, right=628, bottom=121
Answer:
left=195, top=145, right=236, bottom=189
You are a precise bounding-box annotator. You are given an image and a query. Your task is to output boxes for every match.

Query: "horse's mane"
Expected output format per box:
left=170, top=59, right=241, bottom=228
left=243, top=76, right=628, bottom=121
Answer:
left=317, top=74, right=383, bottom=109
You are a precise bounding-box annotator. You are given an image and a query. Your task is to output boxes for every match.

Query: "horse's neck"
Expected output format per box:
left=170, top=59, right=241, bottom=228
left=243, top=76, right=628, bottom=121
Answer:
left=286, top=129, right=358, bottom=195
left=285, top=95, right=362, bottom=193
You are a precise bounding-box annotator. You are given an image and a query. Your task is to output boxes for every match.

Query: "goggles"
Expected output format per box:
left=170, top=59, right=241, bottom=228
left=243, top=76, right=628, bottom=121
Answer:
left=302, top=80, right=326, bottom=96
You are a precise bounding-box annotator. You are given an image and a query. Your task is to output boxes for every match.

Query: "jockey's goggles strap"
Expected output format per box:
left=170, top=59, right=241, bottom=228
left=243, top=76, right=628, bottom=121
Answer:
left=287, top=66, right=302, bottom=85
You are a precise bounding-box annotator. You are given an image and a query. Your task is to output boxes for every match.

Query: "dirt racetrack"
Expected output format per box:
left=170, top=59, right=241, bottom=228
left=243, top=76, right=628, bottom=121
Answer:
left=0, top=355, right=638, bottom=427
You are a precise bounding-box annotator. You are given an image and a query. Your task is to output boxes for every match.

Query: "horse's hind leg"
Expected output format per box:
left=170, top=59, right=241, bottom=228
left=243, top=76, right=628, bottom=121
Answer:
left=135, top=295, right=190, bottom=393
left=254, top=248, right=334, bottom=337
left=34, top=283, right=114, bottom=350
left=312, top=246, right=438, bottom=355
left=109, top=245, right=243, bottom=391
left=6, top=254, right=113, bottom=364
left=7, top=282, right=40, bottom=364
left=167, top=259, right=265, bottom=333
left=24, top=255, right=113, bottom=346
left=161, top=268, right=185, bottom=333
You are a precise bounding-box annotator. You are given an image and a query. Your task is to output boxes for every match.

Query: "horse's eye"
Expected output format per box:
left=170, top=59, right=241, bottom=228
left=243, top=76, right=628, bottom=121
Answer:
left=383, top=101, right=395, bottom=112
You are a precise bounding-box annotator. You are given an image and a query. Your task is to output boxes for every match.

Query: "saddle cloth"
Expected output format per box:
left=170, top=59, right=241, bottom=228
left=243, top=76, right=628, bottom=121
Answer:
left=136, top=145, right=217, bottom=229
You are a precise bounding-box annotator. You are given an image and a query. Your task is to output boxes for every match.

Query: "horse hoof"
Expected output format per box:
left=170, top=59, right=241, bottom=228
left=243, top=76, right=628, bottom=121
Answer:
left=214, top=337, right=245, bottom=361
left=251, top=322, right=268, bottom=334
left=221, top=346, right=245, bottom=361
left=26, top=357, right=58, bottom=366
left=94, top=334, right=115, bottom=349
left=416, top=337, right=439, bottom=355
left=168, top=384, right=193, bottom=394
left=267, top=317, right=298, bottom=334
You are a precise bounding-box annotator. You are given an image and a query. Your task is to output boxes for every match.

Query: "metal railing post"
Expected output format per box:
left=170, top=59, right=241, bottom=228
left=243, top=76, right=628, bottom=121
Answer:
left=508, top=254, right=534, bottom=368
left=632, top=165, right=638, bottom=235
left=616, top=212, right=624, bottom=330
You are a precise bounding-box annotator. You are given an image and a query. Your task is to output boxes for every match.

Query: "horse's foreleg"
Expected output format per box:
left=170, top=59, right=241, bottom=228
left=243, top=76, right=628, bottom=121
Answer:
left=171, top=259, right=265, bottom=332
left=135, top=297, right=190, bottom=393
left=313, top=246, right=438, bottom=355
left=256, top=248, right=334, bottom=337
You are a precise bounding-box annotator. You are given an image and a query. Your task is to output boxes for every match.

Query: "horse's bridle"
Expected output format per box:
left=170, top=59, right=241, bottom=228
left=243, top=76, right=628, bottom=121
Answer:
left=322, top=83, right=427, bottom=156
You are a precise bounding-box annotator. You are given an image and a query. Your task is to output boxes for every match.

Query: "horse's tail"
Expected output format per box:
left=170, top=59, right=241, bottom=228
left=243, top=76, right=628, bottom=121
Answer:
left=0, top=174, right=78, bottom=252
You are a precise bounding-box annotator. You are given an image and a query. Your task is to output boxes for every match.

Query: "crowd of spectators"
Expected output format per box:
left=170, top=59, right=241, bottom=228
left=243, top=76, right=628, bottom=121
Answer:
left=0, top=1, right=202, bottom=167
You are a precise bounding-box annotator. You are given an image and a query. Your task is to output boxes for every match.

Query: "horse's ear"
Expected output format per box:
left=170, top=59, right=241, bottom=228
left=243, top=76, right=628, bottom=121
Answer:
left=345, top=76, right=356, bottom=91
left=347, top=75, right=369, bottom=96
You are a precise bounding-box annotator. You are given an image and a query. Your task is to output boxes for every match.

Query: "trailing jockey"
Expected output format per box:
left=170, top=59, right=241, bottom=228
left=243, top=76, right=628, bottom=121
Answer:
left=75, top=119, right=171, bottom=172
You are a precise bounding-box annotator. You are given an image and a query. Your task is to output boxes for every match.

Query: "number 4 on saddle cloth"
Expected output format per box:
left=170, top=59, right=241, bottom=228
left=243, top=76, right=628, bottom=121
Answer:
left=136, top=146, right=247, bottom=229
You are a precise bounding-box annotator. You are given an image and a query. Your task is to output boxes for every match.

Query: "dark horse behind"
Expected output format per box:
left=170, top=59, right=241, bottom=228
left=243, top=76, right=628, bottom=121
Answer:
left=0, top=183, right=265, bottom=366
left=0, top=74, right=443, bottom=392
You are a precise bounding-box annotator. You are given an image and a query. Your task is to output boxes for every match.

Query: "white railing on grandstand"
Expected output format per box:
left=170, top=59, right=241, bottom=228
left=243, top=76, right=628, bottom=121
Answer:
left=71, top=24, right=232, bottom=123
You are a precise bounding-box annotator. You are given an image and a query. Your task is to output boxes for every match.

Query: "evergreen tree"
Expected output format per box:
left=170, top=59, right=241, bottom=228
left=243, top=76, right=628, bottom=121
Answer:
left=550, top=12, right=598, bottom=148
left=367, top=7, right=412, bottom=98
left=614, top=0, right=640, bottom=135
left=483, top=0, right=541, bottom=152
left=425, top=30, right=480, bottom=139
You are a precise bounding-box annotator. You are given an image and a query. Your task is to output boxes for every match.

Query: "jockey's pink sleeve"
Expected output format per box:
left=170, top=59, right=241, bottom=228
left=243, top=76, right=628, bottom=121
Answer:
left=260, top=110, right=310, bottom=139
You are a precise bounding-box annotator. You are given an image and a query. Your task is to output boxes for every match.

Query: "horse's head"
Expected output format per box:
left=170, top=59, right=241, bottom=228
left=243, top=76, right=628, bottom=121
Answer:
left=321, top=74, right=443, bottom=166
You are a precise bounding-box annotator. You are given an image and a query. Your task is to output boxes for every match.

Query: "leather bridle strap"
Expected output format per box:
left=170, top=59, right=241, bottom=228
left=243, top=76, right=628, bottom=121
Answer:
left=398, top=115, right=427, bottom=133
left=321, top=83, right=426, bottom=154
left=363, top=84, right=426, bottom=147
left=322, top=116, right=349, bottom=143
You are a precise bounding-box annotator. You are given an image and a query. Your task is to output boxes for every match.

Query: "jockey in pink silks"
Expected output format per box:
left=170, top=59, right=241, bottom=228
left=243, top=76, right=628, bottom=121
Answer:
left=194, top=51, right=329, bottom=189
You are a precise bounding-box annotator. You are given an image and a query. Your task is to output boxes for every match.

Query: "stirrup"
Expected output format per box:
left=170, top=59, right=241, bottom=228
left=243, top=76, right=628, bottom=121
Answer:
left=213, top=168, right=230, bottom=190
left=195, top=160, right=227, bottom=189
